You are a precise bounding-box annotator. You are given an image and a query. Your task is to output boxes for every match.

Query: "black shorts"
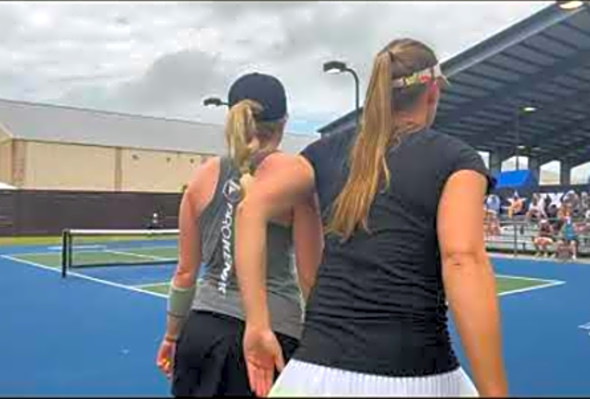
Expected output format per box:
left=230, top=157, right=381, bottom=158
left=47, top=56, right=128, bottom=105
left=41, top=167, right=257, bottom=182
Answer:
left=172, top=310, right=299, bottom=397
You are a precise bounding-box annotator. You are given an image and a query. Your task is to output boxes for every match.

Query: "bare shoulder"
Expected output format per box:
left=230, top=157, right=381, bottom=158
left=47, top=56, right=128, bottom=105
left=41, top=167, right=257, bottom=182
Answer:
left=255, top=151, right=312, bottom=179
left=184, top=156, right=221, bottom=207
left=246, top=151, right=316, bottom=208
left=186, top=156, right=220, bottom=187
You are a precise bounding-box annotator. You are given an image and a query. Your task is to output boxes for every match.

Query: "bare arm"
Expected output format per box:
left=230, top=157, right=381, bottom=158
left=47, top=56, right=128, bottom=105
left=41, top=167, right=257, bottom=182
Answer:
left=235, top=154, right=316, bottom=330
left=292, top=192, right=323, bottom=301
left=437, top=170, right=507, bottom=397
left=156, top=174, right=205, bottom=378
left=162, top=186, right=202, bottom=341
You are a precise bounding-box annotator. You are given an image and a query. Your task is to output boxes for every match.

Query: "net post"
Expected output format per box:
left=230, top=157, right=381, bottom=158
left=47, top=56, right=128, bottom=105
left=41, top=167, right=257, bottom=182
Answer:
left=61, top=229, right=69, bottom=278
left=68, top=230, right=73, bottom=271
left=512, top=221, right=518, bottom=257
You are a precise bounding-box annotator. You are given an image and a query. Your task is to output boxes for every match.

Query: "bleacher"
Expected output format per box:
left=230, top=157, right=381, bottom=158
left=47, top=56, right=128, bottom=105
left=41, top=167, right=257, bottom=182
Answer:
left=485, top=216, right=590, bottom=257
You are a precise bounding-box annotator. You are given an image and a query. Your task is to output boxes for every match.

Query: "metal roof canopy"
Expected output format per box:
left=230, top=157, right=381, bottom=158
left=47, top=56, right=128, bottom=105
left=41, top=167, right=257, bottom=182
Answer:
left=318, top=3, right=590, bottom=167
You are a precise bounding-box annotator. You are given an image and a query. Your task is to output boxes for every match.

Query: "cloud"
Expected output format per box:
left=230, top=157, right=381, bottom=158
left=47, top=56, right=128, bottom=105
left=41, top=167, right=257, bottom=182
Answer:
left=115, top=50, right=225, bottom=109
left=0, top=1, right=551, bottom=133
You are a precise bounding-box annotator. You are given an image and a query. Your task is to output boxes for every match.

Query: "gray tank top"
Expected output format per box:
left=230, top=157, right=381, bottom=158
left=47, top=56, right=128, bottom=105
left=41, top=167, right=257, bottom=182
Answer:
left=191, top=156, right=303, bottom=339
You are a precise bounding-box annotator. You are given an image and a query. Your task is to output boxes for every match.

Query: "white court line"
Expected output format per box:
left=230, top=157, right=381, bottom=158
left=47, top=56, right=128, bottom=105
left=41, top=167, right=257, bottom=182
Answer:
left=495, top=273, right=563, bottom=284
left=489, top=252, right=590, bottom=266
left=4, top=248, right=168, bottom=258
left=1, top=255, right=168, bottom=299
left=47, top=245, right=106, bottom=251
left=103, top=249, right=170, bottom=261
left=135, top=282, right=170, bottom=289
left=2, top=254, right=566, bottom=301
left=498, top=280, right=566, bottom=297
left=494, top=273, right=566, bottom=296
left=5, top=251, right=68, bottom=257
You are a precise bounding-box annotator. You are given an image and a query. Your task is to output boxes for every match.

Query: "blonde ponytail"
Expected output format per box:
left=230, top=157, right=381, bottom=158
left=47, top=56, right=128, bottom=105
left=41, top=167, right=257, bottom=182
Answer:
left=326, top=38, right=439, bottom=241
left=224, top=100, right=264, bottom=196
left=325, top=50, right=393, bottom=239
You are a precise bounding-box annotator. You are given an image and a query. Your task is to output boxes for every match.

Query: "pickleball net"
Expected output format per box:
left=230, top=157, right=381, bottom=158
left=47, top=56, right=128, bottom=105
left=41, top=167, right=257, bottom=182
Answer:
left=61, top=228, right=178, bottom=277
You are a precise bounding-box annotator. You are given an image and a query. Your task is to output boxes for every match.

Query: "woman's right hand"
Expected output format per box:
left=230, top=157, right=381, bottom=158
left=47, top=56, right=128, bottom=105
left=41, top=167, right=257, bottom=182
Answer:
left=243, top=325, right=285, bottom=397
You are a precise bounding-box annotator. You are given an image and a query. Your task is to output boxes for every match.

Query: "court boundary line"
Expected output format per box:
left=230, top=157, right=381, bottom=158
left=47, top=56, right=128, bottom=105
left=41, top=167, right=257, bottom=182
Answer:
left=8, top=246, right=177, bottom=258
left=103, top=249, right=171, bottom=262
left=3, top=254, right=566, bottom=300
left=489, top=252, right=590, bottom=266
left=0, top=255, right=168, bottom=299
left=47, top=244, right=106, bottom=251
left=497, top=279, right=565, bottom=297
left=495, top=273, right=562, bottom=284
left=135, top=282, right=170, bottom=289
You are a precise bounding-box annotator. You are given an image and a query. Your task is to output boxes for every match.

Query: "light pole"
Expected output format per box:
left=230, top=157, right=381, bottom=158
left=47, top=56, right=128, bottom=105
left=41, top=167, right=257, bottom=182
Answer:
left=323, top=60, right=360, bottom=128
left=514, top=105, right=537, bottom=170
left=203, top=97, right=229, bottom=108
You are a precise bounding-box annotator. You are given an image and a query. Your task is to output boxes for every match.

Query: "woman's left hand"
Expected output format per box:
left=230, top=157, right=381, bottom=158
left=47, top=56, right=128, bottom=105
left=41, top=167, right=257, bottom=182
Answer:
left=156, top=338, right=176, bottom=379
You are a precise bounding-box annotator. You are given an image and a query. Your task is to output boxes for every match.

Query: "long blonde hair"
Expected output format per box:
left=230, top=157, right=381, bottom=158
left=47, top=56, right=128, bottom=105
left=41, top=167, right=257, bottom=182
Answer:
left=224, top=99, right=284, bottom=194
left=325, top=38, right=439, bottom=240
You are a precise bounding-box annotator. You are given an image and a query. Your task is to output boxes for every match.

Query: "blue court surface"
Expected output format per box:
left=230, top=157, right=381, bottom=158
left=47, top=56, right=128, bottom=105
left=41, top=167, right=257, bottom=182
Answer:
left=1, top=242, right=589, bottom=396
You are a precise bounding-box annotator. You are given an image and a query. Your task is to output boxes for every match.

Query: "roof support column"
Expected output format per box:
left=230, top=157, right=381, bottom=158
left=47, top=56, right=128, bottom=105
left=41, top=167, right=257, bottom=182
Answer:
left=528, top=156, right=540, bottom=180
left=560, top=159, right=572, bottom=186
left=489, top=150, right=508, bottom=175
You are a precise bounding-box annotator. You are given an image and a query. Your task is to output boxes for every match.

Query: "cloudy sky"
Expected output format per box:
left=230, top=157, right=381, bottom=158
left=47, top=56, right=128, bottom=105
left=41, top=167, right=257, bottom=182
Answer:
left=0, top=1, right=553, bottom=136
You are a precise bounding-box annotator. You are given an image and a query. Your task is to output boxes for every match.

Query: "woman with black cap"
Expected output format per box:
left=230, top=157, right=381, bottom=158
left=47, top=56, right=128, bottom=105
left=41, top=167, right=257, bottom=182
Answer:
left=155, top=72, right=323, bottom=396
left=236, top=38, right=507, bottom=396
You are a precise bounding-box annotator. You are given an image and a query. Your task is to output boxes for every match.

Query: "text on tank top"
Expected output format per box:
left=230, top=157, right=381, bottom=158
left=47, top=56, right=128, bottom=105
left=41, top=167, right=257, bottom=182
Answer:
left=191, top=155, right=303, bottom=339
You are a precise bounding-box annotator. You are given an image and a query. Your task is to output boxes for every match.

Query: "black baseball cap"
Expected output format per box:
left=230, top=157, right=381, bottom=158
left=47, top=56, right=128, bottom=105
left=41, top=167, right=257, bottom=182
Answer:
left=227, top=72, right=287, bottom=122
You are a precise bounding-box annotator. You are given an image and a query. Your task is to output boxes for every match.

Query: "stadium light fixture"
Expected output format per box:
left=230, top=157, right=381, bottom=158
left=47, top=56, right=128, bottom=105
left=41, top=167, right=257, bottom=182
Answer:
left=522, top=106, right=537, bottom=113
left=323, top=60, right=348, bottom=74
left=203, top=97, right=228, bottom=108
left=557, top=1, right=585, bottom=10
left=513, top=105, right=537, bottom=170
left=323, top=60, right=361, bottom=128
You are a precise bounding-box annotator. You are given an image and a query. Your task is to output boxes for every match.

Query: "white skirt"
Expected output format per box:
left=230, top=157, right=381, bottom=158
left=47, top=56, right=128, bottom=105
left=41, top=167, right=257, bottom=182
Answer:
left=270, top=359, right=479, bottom=397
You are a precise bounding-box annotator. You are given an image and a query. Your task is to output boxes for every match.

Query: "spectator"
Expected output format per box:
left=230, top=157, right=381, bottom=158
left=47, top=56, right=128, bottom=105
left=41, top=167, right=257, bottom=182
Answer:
left=484, top=194, right=502, bottom=236
left=507, top=191, right=525, bottom=219
left=525, top=193, right=546, bottom=224
left=580, top=208, right=590, bottom=246
left=485, top=193, right=501, bottom=215
left=561, top=190, right=576, bottom=212
left=532, top=219, right=554, bottom=258
left=571, top=191, right=583, bottom=220
left=556, top=216, right=578, bottom=260
left=148, top=211, right=161, bottom=229
left=547, top=203, right=562, bottom=232
left=484, top=203, right=501, bottom=237
left=543, top=193, right=552, bottom=216
left=558, top=201, right=572, bottom=222
left=580, top=191, right=589, bottom=215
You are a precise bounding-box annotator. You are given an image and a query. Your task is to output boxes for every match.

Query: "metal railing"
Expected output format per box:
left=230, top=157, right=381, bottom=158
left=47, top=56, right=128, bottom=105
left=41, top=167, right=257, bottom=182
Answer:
left=484, top=215, right=590, bottom=258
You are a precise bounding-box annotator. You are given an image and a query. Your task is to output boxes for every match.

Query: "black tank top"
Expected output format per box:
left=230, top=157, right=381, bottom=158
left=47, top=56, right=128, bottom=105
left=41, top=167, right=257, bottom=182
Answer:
left=296, top=128, right=494, bottom=376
